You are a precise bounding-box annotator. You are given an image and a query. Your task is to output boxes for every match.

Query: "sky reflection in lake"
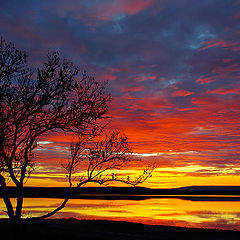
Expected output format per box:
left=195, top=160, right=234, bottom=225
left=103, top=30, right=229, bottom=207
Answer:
left=1, top=197, right=240, bottom=230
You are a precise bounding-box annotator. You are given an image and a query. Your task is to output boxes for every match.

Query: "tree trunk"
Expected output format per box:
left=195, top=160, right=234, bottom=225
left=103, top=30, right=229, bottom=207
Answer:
left=15, top=189, right=23, bottom=219
left=0, top=175, right=15, bottom=220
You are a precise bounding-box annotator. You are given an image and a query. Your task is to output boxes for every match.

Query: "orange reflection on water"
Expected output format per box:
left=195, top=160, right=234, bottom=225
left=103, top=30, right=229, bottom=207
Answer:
left=1, top=197, right=240, bottom=230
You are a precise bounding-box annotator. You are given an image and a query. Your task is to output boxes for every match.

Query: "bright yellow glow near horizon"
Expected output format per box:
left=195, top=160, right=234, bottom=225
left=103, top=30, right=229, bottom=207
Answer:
left=19, top=165, right=240, bottom=189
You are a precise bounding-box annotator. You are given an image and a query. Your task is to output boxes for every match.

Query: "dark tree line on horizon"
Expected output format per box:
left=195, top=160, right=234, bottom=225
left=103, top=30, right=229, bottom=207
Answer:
left=0, top=37, right=154, bottom=221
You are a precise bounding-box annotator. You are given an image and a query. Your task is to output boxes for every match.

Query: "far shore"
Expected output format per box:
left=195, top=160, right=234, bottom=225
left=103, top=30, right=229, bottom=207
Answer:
left=0, top=218, right=239, bottom=240
left=1, top=186, right=240, bottom=200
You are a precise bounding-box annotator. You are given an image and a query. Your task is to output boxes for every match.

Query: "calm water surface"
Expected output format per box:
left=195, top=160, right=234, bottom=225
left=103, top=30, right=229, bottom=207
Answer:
left=1, top=197, right=240, bottom=230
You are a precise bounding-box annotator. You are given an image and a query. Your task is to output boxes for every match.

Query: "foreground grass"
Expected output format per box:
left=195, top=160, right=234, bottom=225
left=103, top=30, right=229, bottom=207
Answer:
left=1, top=218, right=239, bottom=240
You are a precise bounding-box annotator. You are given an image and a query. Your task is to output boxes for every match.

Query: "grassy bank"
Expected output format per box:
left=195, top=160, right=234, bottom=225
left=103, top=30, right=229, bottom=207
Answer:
left=1, top=218, right=239, bottom=240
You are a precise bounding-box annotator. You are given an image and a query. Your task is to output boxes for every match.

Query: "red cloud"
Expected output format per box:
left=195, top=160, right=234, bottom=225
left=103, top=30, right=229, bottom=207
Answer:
left=172, top=89, right=194, bottom=97
left=196, top=76, right=214, bottom=84
left=212, top=64, right=240, bottom=76
left=191, top=96, right=217, bottom=105
left=207, top=86, right=240, bottom=95
left=90, top=0, right=159, bottom=21
left=121, top=85, right=145, bottom=93
left=94, top=67, right=120, bottom=82
left=135, top=75, right=157, bottom=82
left=200, top=38, right=240, bottom=52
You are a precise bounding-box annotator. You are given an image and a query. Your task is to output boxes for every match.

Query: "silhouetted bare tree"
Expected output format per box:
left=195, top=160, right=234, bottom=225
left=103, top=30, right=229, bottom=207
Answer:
left=0, top=37, right=111, bottom=220
left=0, top=37, right=154, bottom=221
left=34, top=131, right=154, bottom=219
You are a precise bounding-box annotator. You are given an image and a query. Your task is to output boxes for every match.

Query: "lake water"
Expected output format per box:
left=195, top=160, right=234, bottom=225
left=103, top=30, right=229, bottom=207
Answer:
left=1, top=196, right=240, bottom=230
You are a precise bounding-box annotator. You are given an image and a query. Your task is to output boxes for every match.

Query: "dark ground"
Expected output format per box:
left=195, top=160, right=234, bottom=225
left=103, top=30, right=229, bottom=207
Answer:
left=1, top=218, right=240, bottom=240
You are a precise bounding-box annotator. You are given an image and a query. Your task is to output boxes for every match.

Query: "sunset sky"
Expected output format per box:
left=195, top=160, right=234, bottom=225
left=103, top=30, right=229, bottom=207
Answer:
left=1, top=0, right=240, bottom=188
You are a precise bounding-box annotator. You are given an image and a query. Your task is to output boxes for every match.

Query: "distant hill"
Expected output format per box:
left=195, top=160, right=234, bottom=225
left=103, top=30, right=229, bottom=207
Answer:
left=175, top=186, right=240, bottom=191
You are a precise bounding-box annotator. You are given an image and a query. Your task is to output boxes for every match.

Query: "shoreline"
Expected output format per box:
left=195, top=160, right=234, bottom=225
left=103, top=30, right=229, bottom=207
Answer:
left=1, top=186, right=240, bottom=200
left=1, top=218, right=240, bottom=240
